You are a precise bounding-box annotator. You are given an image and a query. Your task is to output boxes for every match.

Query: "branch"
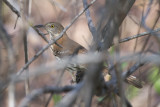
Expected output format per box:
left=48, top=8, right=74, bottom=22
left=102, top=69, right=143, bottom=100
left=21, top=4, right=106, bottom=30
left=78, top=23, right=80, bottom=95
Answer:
left=142, top=0, right=154, bottom=31
left=101, top=0, right=136, bottom=50
left=0, top=21, right=16, bottom=92
left=117, top=27, right=160, bottom=44
left=49, top=0, right=67, bottom=12
left=56, top=83, right=83, bottom=107
left=33, top=25, right=49, bottom=43
left=3, top=0, right=20, bottom=17
left=13, top=53, right=103, bottom=82
left=99, top=0, right=135, bottom=106
left=3, top=0, right=20, bottom=29
left=141, top=0, right=160, bottom=51
left=122, top=62, right=145, bottom=79
left=14, top=51, right=160, bottom=84
left=18, top=85, right=74, bottom=107
left=23, top=31, right=30, bottom=94
left=82, top=0, right=99, bottom=46
left=17, top=0, right=97, bottom=75
left=33, top=25, right=63, bottom=48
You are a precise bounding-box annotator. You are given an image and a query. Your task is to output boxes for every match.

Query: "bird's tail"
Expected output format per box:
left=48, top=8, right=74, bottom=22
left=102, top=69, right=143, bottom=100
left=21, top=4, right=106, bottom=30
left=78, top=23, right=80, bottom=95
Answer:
left=104, top=73, right=144, bottom=88
left=125, top=75, right=144, bottom=88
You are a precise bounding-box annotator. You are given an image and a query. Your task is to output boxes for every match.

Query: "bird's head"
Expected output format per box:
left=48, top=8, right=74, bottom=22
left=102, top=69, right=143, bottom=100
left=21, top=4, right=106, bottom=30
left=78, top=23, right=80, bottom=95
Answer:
left=44, top=22, right=64, bottom=37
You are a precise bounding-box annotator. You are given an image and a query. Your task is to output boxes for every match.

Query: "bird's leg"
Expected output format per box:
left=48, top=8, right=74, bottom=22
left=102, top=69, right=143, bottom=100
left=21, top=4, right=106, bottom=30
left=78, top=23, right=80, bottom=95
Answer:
left=54, top=57, right=78, bottom=84
left=66, top=64, right=77, bottom=83
left=67, top=64, right=86, bottom=84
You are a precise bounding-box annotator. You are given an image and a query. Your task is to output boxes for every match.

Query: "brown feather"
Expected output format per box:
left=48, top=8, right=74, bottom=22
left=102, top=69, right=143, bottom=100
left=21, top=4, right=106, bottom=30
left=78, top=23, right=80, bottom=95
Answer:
left=125, top=75, right=143, bottom=88
left=44, top=22, right=86, bottom=57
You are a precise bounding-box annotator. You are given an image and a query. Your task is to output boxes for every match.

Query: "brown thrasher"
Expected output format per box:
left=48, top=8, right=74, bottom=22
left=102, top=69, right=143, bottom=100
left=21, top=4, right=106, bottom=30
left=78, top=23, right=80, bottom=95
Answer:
left=44, top=22, right=86, bottom=83
left=38, top=22, right=143, bottom=88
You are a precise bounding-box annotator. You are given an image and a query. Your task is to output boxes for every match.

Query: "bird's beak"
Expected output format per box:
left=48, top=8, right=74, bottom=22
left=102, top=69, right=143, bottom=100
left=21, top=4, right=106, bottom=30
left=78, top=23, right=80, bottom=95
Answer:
left=34, top=24, right=45, bottom=28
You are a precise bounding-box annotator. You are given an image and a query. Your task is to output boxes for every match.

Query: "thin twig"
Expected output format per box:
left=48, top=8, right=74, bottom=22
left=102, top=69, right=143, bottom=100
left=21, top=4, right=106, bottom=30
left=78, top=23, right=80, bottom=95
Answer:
left=14, top=16, right=19, bottom=29
left=118, top=27, right=160, bottom=44
left=44, top=69, right=66, bottom=107
left=33, top=26, right=49, bottom=43
left=83, top=0, right=98, bottom=45
left=133, top=0, right=145, bottom=52
left=17, top=0, right=97, bottom=75
left=0, top=21, right=16, bottom=92
left=23, top=34, right=30, bottom=95
left=3, top=0, right=20, bottom=17
left=122, top=62, right=145, bottom=79
left=19, top=0, right=31, bottom=102
left=82, top=1, right=101, bottom=105
left=142, top=0, right=154, bottom=32
left=141, top=0, right=159, bottom=51
left=49, top=0, right=67, bottom=12
left=56, top=82, right=83, bottom=107
left=28, top=0, right=32, bottom=17
left=18, top=85, right=74, bottom=107
left=8, top=82, right=15, bottom=107
left=14, top=52, right=104, bottom=82
left=14, top=51, right=160, bottom=84
left=3, top=0, right=20, bottom=29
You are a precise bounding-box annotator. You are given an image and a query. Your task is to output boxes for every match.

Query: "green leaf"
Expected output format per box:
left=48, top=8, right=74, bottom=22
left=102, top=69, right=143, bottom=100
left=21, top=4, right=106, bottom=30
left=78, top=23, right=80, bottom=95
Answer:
left=121, top=62, right=128, bottom=69
left=126, top=85, right=140, bottom=100
left=97, top=96, right=106, bottom=102
left=109, top=46, right=115, bottom=54
left=53, top=94, right=62, bottom=105
left=153, top=79, right=160, bottom=95
left=148, top=67, right=160, bottom=83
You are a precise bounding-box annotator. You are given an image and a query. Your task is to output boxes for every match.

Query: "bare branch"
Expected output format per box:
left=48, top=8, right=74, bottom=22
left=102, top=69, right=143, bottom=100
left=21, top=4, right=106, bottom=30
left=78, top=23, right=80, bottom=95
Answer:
left=0, top=21, right=16, bottom=92
left=14, top=51, right=160, bottom=85
left=142, top=0, right=154, bottom=31
left=3, top=0, right=20, bottom=17
left=56, top=83, right=83, bottom=107
left=8, top=82, right=15, bottom=107
left=23, top=33, right=30, bottom=94
left=118, top=27, right=160, bottom=44
left=82, top=0, right=99, bottom=46
left=18, top=85, right=74, bottom=107
left=101, top=0, right=136, bottom=50
left=14, top=53, right=103, bottom=82
left=33, top=25, right=49, bottom=43
left=49, top=0, right=67, bottom=12
left=141, top=0, right=160, bottom=51
left=123, top=62, right=145, bottom=79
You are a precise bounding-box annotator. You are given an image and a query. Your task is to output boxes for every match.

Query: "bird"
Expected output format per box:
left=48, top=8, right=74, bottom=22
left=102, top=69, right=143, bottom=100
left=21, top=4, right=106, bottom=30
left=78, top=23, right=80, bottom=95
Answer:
left=37, top=22, right=143, bottom=88
left=44, top=22, right=86, bottom=83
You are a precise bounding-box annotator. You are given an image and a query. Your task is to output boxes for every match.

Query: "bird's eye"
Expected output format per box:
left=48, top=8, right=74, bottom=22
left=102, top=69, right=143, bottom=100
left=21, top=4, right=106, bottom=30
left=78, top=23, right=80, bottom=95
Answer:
left=50, top=25, right=54, bottom=28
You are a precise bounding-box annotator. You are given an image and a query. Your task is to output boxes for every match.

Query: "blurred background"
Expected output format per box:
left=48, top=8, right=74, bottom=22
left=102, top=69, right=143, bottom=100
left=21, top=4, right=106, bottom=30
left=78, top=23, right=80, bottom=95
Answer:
left=1, top=0, right=160, bottom=107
